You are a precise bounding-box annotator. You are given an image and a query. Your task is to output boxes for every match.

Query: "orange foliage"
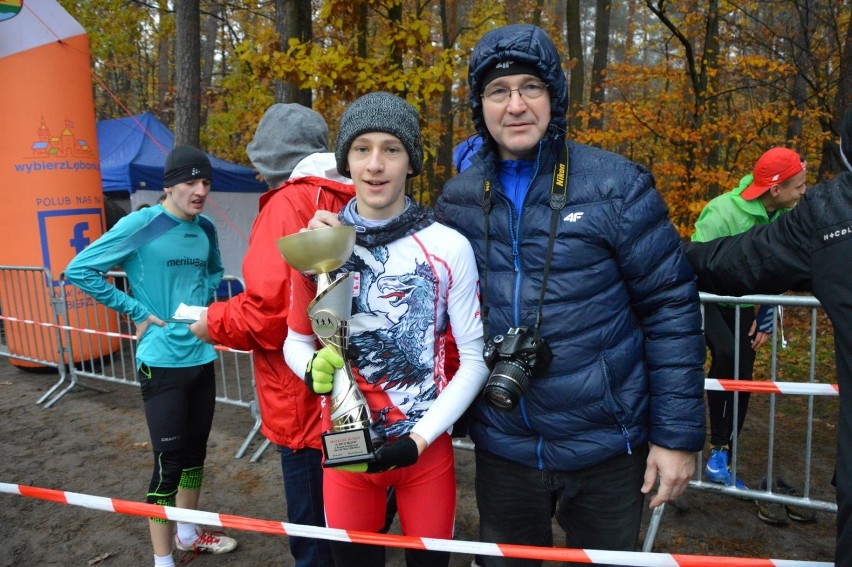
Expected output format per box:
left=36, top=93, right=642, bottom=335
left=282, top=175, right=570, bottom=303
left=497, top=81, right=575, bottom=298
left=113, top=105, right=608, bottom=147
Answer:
left=65, top=0, right=848, bottom=225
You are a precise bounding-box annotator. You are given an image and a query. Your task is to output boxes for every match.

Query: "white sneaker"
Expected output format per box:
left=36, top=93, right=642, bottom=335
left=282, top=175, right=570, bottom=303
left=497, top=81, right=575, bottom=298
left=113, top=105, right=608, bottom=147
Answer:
left=175, top=528, right=237, bottom=554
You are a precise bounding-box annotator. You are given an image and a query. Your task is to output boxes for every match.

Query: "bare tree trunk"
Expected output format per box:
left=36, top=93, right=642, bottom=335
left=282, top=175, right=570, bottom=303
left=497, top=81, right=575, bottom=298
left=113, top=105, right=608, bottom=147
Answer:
left=587, top=0, right=611, bottom=132
left=624, top=0, right=636, bottom=66
left=155, top=0, right=172, bottom=125
left=531, top=0, right=545, bottom=27
left=784, top=0, right=810, bottom=147
left=434, top=0, right=458, bottom=196
left=565, top=0, right=584, bottom=134
left=389, top=2, right=403, bottom=73
left=357, top=2, right=368, bottom=59
left=836, top=10, right=852, bottom=117
left=505, top=2, right=523, bottom=24
left=275, top=0, right=313, bottom=106
left=200, top=2, right=218, bottom=128
left=821, top=10, right=852, bottom=176
left=645, top=0, right=720, bottom=200
left=174, top=0, right=201, bottom=147
left=786, top=77, right=808, bottom=146
left=701, top=0, right=721, bottom=182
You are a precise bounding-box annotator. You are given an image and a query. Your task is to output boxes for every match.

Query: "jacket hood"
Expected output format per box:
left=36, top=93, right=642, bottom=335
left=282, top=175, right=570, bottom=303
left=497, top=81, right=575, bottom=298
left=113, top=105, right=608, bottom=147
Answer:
left=290, top=151, right=352, bottom=184
left=732, top=173, right=753, bottom=197
left=468, top=24, right=568, bottom=146
left=731, top=173, right=773, bottom=220
left=247, top=103, right=329, bottom=189
left=258, top=174, right=354, bottom=213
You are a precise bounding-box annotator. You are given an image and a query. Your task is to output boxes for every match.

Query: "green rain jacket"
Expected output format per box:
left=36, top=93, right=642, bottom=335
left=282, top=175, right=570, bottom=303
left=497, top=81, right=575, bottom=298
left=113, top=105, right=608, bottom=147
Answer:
left=692, top=174, right=788, bottom=242
left=691, top=174, right=788, bottom=308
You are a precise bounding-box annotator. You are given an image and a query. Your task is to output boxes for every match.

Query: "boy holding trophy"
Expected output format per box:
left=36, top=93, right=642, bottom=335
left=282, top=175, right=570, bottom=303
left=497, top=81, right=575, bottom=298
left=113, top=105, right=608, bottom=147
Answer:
left=283, top=92, right=488, bottom=567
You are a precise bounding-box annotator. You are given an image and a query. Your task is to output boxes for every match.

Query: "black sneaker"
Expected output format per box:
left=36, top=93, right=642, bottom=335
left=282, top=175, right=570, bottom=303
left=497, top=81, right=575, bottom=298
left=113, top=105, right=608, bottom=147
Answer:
left=775, top=476, right=817, bottom=523
left=755, top=478, right=789, bottom=526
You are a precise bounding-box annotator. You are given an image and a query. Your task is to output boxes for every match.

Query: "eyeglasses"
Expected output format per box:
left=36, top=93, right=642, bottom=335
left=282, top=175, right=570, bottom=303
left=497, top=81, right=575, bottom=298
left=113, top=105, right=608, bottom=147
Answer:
left=481, top=82, right=549, bottom=103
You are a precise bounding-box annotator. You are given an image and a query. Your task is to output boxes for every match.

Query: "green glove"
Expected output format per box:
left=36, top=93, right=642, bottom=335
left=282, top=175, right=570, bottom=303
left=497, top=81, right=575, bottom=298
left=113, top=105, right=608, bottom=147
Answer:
left=305, top=345, right=342, bottom=395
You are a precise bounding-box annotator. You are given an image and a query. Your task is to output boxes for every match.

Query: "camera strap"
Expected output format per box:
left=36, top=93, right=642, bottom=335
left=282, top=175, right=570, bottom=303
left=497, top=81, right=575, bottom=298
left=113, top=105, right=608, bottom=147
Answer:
left=481, top=141, right=569, bottom=340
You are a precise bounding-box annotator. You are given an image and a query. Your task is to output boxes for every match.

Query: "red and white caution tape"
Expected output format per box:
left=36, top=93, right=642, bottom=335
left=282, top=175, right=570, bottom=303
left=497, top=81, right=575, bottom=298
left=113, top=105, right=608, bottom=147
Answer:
left=0, top=481, right=832, bottom=566
left=0, top=314, right=249, bottom=354
left=2, top=315, right=840, bottom=392
left=0, top=313, right=133, bottom=340
left=705, top=379, right=839, bottom=396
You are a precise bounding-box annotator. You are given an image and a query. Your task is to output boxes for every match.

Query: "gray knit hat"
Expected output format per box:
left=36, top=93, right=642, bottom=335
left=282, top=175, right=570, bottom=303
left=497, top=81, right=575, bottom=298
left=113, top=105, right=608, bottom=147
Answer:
left=335, top=92, right=422, bottom=178
left=247, top=103, right=329, bottom=189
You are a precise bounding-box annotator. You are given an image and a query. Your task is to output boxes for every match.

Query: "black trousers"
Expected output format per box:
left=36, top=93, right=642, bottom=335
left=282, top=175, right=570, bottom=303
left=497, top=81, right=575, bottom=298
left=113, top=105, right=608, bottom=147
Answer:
left=703, top=303, right=756, bottom=448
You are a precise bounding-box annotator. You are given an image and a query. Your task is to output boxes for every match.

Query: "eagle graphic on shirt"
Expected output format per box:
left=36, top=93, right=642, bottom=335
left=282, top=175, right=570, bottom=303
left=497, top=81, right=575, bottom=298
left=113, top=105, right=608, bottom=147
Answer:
left=346, top=244, right=446, bottom=439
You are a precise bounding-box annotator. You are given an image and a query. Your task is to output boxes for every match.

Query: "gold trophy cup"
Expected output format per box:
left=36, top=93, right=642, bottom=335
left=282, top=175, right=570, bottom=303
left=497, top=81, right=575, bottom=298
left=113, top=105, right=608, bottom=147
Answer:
left=277, top=226, right=376, bottom=467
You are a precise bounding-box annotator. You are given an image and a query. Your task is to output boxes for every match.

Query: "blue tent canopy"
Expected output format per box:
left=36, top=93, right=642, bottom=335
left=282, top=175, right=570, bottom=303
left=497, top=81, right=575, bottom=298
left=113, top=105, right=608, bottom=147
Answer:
left=96, top=112, right=265, bottom=194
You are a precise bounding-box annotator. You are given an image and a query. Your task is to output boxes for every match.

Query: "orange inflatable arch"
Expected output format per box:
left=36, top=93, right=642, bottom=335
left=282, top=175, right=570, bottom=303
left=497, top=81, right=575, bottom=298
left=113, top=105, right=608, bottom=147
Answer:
left=0, top=0, right=120, bottom=367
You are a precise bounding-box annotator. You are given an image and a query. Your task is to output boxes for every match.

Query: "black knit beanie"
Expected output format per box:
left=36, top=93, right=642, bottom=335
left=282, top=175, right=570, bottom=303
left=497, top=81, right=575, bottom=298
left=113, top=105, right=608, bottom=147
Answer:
left=335, top=92, right=422, bottom=178
left=480, top=60, right=543, bottom=89
left=163, top=145, right=213, bottom=187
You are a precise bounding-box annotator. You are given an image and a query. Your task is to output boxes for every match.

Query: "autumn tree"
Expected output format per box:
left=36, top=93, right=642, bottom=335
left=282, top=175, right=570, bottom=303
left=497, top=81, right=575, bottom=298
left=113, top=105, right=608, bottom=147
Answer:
left=61, top=0, right=849, bottom=232
left=565, top=0, right=585, bottom=133
left=173, top=0, right=201, bottom=146
left=642, top=0, right=723, bottom=205
left=155, top=0, right=174, bottom=124
left=828, top=11, right=852, bottom=174
left=200, top=1, right=220, bottom=126
left=587, top=0, right=611, bottom=133
left=275, top=0, right=312, bottom=106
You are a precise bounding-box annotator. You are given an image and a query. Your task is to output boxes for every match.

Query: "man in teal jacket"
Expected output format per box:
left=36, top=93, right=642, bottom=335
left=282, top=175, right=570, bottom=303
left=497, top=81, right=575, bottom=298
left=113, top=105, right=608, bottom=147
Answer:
left=65, top=145, right=235, bottom=567
left=691, top=147, right=806, bottom=504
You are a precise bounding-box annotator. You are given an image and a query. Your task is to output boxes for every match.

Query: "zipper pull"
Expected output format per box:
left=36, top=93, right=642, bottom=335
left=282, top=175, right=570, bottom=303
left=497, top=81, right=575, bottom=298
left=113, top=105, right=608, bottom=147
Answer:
left=621, top=425, right=632, bottom=455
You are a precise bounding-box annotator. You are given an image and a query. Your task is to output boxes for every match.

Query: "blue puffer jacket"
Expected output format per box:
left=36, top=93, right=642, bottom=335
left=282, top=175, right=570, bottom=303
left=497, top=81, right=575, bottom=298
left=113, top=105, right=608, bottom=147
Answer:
left=435, top=24, right=706, bottom=471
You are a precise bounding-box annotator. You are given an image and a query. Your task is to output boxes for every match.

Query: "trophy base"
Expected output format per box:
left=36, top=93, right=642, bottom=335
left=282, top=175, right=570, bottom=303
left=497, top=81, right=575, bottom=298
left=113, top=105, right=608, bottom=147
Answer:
left=322, top=428, right=377, bottom=468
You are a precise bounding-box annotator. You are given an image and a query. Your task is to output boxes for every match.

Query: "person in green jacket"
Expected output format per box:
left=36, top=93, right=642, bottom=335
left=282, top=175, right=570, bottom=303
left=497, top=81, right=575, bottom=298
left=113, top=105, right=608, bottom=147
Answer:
left=691, top=147, right=806, bottom=507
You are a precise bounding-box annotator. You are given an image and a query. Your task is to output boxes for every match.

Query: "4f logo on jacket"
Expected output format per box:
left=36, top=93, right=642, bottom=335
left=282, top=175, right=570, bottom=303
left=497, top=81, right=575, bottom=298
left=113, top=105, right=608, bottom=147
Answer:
left=564, top=211, right=584, bottom=222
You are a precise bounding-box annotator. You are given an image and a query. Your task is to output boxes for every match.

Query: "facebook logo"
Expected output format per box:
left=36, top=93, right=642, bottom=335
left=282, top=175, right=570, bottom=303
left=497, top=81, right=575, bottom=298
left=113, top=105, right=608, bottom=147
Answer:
left=69, top=222, right=91, bottom=253
left=37, top=208, right=104, bottom=284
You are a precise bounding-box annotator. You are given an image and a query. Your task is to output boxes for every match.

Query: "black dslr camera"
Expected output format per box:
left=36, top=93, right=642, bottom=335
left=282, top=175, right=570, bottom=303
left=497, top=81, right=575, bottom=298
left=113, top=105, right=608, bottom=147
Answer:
left=482, top=327, right=552, bottom=411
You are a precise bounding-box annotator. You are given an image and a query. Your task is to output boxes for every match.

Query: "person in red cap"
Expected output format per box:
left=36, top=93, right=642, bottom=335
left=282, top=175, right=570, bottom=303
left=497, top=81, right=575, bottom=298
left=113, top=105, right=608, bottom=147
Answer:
left=740, top=147, right=809, bottom=202
left=685, top=105, right=852, bottom=566
left=690, top=147, right=807, bottom=511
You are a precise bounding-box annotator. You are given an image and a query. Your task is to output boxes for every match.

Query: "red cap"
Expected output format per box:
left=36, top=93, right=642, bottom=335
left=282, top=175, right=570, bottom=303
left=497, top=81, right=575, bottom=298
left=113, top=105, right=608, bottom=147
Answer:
left=741, top=147, right=804, bottom=201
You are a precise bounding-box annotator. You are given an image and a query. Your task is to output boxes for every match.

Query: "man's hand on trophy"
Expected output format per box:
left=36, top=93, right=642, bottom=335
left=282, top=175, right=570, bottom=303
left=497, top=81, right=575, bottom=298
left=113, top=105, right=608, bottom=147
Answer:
left=305, top=345, right=343, bottom=394
left=334, top=436, right=420, bottom=473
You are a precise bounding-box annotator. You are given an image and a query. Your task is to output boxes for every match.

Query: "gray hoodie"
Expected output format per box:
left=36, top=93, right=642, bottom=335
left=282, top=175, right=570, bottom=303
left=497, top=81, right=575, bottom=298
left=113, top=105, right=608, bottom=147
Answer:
left=246, top=103, right=330, bottom=189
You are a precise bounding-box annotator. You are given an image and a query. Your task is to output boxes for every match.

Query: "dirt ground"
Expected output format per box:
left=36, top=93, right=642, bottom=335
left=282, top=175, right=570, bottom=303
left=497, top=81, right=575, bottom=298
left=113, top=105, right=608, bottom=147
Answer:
left=0, top=357, right=838, bottom=566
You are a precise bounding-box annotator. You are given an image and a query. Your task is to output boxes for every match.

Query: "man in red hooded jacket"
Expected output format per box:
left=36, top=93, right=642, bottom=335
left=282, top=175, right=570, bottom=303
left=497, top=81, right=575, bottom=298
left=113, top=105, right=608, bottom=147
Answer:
left=190, top=103, right=354, bottom=567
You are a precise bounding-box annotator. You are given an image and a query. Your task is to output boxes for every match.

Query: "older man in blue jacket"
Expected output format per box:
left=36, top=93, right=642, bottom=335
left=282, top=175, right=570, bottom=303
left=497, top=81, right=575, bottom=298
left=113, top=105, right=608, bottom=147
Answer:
left=435, top=24, right=706, bottom=566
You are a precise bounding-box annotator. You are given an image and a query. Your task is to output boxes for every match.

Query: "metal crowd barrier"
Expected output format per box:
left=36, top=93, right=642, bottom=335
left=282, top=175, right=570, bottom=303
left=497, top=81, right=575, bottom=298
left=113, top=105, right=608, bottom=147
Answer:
left=0, top=265, right=73, bottom=403
left=0, top=266, right=264, bottom=460
left=0, top=266, right=840, bottom=555
left=455, top=292, right=838, bottom=554
left=648, top=292, right=835, bottom=551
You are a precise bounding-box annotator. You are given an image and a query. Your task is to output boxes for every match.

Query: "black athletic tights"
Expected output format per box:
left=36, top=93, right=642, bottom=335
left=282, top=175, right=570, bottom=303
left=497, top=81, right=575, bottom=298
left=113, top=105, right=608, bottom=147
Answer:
left=703, top=303, right=756, bottom=448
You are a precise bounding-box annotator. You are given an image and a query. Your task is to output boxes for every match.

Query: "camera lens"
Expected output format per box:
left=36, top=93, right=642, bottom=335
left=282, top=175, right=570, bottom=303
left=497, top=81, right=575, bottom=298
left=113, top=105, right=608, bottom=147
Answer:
left=483, top=359, right=531, bottom=411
